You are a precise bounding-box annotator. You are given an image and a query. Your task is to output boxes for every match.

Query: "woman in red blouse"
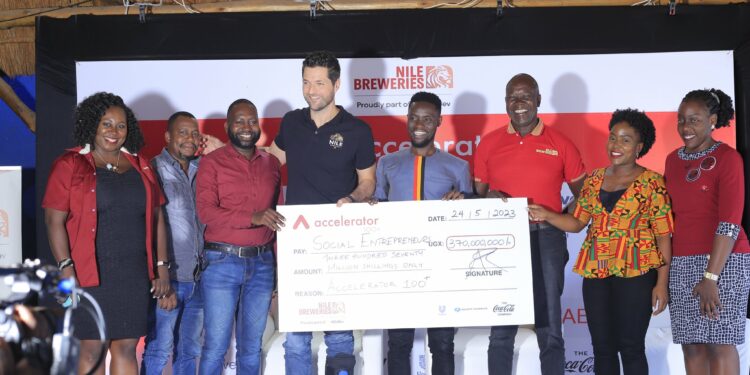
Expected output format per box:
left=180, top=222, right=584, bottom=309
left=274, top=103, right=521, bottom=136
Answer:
left=664, top=89, right=750, bottom=375
left=529, top=109, right=673, bottom=375
left=43, top=92, right=172, bottom=375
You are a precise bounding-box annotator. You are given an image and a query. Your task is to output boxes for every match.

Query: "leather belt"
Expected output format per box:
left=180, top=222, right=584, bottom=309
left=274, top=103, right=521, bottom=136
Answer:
left=204, top=241, right=272, bottom=258
left=529, top=222, right=552, bottom=231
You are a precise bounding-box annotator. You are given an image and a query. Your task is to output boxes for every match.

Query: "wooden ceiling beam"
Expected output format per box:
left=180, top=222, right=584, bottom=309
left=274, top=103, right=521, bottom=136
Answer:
left=0, top=76, right=36, bottom=132
left=0, top=0, right=743, bottom=29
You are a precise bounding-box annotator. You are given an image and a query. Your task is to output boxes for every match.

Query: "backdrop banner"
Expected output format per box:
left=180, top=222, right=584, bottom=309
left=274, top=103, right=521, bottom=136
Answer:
left=76, top=51, right=743, bottom=374
left=76, top=51, right=737, bottom=175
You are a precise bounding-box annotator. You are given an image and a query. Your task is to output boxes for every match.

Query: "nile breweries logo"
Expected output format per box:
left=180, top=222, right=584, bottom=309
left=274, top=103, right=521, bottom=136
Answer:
left=425, top=65, right=454, bottom=89
left=353, top=65, right=454, bottom=90
left=0, top=209, right=8, bottom=238
left=329, top=133, right=344, bottom=149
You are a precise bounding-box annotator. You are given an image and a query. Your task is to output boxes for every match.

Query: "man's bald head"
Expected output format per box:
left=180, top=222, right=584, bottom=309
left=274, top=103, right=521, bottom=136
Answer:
left=506, top=73, right=539, bottom=93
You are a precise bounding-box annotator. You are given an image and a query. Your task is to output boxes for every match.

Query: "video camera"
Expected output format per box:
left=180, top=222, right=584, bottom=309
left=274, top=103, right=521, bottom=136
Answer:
left=0, top=259, right=106, bottom=375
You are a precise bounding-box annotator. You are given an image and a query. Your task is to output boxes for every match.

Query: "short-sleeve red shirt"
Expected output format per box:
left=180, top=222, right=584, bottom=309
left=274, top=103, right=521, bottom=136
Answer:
left=474, top=119, right=586, bottom=213
left=42, top=146, right=165, bottom=287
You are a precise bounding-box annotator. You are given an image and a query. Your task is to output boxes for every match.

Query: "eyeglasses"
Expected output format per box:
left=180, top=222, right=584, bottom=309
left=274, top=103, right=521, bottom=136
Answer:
left=686, top=156, right=717, bottom=182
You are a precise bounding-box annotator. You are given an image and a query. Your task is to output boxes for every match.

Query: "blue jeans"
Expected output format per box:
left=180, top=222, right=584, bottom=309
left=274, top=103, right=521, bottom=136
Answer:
left=488, top=226, right=568, bottom=375
left=141, top=280, right=204, bottom=375
left=198, top=249, right=275, bottom=375
left=283, top=330, right=355, bottom=375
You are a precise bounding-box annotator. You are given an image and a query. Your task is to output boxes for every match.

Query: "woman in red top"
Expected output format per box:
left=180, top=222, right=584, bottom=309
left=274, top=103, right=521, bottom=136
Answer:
left=665, top=89, right=750, bottom=375
left=43, top=92, right=172, bottom=375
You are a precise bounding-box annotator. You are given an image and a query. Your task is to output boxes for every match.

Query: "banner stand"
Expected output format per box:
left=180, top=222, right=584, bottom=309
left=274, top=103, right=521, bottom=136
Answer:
left=0, top=166, right=22, bottom=266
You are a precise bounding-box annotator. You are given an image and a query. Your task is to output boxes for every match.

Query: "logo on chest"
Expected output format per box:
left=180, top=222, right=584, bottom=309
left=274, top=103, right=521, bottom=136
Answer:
left=535, top=148, right=559, bottom=156
left=329, top=133, right=344, bottom=149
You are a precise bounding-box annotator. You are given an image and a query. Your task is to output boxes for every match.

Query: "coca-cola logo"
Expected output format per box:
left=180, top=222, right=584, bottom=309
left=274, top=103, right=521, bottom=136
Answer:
left=492, top=303, right=515, bottom=315
left=564, top=356, right=594, bottom=373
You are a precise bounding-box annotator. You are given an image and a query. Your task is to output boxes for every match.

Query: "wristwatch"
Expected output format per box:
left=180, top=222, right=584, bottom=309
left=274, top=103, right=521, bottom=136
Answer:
left=156, top=260, right=171, bottom=269
left=704, top=271, right=719, bottom=281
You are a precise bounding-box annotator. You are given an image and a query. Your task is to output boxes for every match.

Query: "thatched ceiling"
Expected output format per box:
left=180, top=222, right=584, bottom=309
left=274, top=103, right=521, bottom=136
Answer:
left=0, top=0, right=745, bottom=77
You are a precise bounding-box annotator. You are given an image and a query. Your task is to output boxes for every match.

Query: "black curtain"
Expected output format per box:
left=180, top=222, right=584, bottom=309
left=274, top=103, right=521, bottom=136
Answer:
left=35, top=5, right=750, bottom=260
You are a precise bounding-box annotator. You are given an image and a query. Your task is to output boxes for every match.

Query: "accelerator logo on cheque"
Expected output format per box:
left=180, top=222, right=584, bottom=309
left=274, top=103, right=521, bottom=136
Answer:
left=353, top=65, right=454, bottom=90
left=292, top=214, right=379, bottom=230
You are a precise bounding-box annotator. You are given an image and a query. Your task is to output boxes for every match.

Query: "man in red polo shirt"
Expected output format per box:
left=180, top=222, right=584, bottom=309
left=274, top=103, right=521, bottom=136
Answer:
left=474, top=73, right=586, bottom=375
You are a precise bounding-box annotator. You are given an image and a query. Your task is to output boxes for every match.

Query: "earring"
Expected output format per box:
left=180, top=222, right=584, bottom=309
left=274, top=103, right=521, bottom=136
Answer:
left=711, top=125, right=716, bottom=130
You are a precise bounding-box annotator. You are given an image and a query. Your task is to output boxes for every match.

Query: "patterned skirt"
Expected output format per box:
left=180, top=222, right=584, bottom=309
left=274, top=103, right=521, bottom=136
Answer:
left=669, top=253, right=750, bottom=345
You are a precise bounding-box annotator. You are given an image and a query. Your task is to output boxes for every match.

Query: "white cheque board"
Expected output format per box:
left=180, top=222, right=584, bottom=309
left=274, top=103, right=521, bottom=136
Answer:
left=277, top=198, right=535, bottom=332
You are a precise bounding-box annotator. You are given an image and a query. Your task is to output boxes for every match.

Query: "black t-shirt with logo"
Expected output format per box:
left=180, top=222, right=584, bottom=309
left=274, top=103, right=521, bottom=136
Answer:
left=275, top=106, right=375, bottom=205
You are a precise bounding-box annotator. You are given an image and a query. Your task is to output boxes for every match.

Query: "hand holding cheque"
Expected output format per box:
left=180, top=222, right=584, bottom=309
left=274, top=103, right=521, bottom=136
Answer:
left=276, top=198, right=535, bottom=332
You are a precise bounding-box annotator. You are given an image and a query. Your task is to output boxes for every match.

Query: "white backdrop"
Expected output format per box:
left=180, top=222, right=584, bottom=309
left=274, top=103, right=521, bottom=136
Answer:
left=77, top=51, right=744, bottom=374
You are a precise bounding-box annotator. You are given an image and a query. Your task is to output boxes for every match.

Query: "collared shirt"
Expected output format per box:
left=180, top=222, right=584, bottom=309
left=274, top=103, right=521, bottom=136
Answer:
left=275, top=106, right=375, bottom=205
left=42, top=145, right=165, bottom=287
left=375, top=148, right=472, bottom=202
left=664, top=143, right=750, bottom=256
left=196, top=145, right=281, bottom=247
left=474, top=119, right=586, bottom=213
left=572, top=168, right=673, bottom=278
left=153, top=148, right=204, bottom=282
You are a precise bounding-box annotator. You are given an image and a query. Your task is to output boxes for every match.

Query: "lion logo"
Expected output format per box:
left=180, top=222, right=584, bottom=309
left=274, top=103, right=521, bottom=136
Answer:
left=426, top=65, right=454, bottom=89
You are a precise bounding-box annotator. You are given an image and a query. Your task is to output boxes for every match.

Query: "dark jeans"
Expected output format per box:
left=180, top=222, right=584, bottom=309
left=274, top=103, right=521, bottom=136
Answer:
left=488, top=226, right=568, bottom=375
left=387, top=327, right=455, bottom=375
left=582, top=270, right=656, bottom=375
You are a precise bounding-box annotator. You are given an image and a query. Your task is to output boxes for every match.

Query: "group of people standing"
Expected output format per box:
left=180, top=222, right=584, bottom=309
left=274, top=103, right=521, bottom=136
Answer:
left=42, top=50, right=749, bottom=375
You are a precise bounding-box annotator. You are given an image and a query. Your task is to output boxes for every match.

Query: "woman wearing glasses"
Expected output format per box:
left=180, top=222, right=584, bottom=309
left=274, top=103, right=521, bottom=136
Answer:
left=665, top=89, right=750, bottom=375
